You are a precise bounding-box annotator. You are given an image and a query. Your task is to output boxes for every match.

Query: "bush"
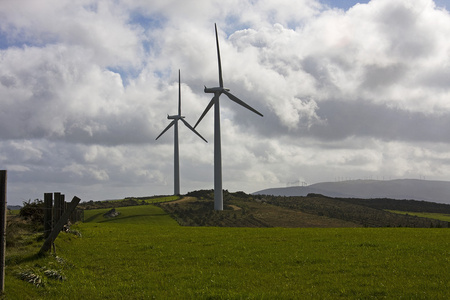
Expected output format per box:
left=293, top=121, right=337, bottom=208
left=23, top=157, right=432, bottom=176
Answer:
left=19, top=199, right=44, bottom=228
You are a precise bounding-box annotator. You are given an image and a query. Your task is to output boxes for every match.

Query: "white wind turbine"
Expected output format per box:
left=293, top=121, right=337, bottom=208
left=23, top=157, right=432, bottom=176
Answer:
left=194, top=24, right=263, bottom=210
left=156, top=70, right=207, bottom=195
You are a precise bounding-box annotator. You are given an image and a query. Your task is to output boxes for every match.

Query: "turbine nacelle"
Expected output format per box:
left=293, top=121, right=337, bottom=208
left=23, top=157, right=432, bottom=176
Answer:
left=204, top=86, right=230, bottom=94
left=167, top=114, right=185, bottom=120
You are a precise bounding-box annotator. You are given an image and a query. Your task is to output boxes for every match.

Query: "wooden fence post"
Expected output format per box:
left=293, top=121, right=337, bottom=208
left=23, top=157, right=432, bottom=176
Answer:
left=39, top=196, right=80, bottom=255
left=61, top=194, right=66, bottom=217
left=44, top=193, right=53, bottom=239
left=53, top=192, right=61, bottom=225
left=0, top=170, right=7, bottom=293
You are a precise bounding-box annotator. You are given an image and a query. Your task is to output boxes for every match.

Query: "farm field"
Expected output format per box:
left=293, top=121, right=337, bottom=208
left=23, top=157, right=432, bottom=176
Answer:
left=5, top=203, right=450, bottom=299
left=388, top=210, right=450, bottom=222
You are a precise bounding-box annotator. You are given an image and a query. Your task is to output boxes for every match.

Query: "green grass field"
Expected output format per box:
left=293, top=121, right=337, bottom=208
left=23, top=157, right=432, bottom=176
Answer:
left=389, top=210, right=450, bottom=222
left=7, top=209, right=20, bottom=216
left=5, top=204, right=450, bottom=299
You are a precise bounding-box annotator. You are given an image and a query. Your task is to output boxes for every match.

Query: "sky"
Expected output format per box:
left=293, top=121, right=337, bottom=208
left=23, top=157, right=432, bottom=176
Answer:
left=1, top=0, right=450, bottom=205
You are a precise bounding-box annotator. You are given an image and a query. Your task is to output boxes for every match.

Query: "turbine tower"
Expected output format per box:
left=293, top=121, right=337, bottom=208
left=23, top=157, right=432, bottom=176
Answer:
left=156, top=70, right=207, bottom=195
left=194, top=24, right=263, bottom=210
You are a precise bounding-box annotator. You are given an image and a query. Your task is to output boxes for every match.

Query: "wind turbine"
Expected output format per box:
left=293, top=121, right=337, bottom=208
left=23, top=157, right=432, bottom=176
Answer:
left=194, top=24, right=263, bottom=210
left=156, top=70, right=207, bottom=195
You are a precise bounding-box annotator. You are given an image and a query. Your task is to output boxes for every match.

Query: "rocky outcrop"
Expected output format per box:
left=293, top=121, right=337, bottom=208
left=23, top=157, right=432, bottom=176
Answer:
left=103, top=208, right=120, bottom=218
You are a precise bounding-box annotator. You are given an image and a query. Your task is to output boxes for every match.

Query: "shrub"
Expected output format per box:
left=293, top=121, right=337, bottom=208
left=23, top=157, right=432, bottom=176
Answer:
left=19, top=199, right=44, bottom=230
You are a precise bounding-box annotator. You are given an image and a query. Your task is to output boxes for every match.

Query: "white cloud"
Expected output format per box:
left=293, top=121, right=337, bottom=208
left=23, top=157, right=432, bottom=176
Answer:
left=0, top=0, right=144, bottom=67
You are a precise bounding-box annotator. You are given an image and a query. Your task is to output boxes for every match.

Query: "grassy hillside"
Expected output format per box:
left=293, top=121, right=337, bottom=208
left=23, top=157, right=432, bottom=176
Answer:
left=158, top=190, right=449, bottom=228
left=337, top=197, right=450, bottom=214
left=388, top=210, right=450, bottom=222
left=79, top=195, right=179, bottom=210
left=5, top=203, right=450, bottom=299
left=264, top=194, right=449, bottom=227
left=4, top=194, right=450, bottom=299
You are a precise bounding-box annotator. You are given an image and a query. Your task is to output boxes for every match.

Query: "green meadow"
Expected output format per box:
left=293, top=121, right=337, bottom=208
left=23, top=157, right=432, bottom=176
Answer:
left=388, top=210, right=450, bottom=222
left=5, top=203, right=450, bottom=299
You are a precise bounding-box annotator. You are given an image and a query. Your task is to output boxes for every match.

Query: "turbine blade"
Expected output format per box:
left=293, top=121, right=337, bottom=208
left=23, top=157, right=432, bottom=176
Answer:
left=181, top=118, right=208, bottom=143
left=215, top=23, right=223, bottom=88
left=178, top=69, right=181, bottom=116
left=223, top=91, right=264, bottom=117
left=194, top=96, right=216, bottom=128
left=155, top=120, right=176, bottom=140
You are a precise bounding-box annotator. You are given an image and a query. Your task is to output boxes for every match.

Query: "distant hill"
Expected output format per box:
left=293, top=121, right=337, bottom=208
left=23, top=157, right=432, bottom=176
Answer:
left=7, top=205, right=21, bottom=211
left=253, top=179, right=450, bottom=205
